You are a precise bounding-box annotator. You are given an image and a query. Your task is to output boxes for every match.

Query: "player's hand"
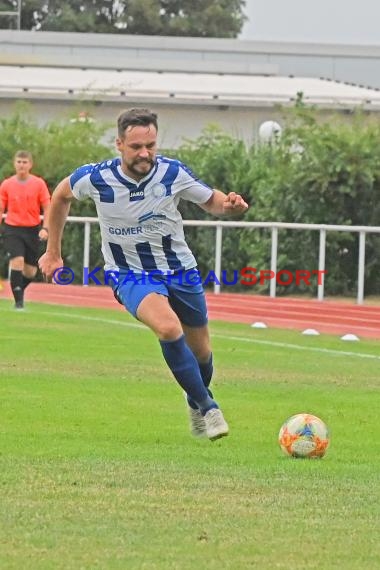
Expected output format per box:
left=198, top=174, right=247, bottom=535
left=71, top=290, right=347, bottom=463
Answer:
left=222, top=192, right=249, bottom=214
left=38, top=228, right=49, bottom=241
left=38, top=252, right=64, bottom=281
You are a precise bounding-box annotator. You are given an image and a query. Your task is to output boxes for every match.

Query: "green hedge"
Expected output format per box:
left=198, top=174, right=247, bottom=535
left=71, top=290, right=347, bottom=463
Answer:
left=176, top=110, right=380, bottom=297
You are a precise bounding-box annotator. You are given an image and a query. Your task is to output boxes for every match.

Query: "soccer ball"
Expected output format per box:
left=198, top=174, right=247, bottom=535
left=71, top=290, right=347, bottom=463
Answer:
left=278, top=413, right=330, bottom=458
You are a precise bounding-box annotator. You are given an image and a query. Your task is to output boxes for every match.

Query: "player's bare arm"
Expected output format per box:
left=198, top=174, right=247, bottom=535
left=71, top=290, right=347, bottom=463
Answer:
left=38, top=202, right=51, bottom=241
left=38, top=177, right=74, bottom=279
left=0, top=188, right=5, bottom=224
left=200, top=190, right=248, bottom=216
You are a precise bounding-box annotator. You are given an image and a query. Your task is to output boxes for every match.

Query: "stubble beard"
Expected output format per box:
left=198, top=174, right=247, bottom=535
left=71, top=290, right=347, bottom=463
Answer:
left=125, top=158, right=154, bottom=180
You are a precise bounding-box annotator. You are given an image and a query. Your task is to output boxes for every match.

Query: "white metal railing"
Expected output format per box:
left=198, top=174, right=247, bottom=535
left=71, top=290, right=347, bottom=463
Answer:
left=0, top=0, right=21, bottom=29
left=63, top=216, right=380, bottom=305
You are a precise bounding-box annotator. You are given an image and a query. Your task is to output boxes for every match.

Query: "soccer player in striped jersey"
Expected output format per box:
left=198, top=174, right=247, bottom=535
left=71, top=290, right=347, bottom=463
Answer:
left=39, top=108, right=248, bottom=441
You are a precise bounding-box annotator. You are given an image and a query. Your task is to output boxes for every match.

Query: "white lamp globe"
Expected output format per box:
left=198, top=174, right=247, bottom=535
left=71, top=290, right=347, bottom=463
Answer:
left=258, top=120, right=282, bottom=144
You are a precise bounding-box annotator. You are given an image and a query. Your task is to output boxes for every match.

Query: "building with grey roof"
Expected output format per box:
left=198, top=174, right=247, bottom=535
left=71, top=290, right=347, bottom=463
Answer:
left=1, top=30, right=380, bottom=147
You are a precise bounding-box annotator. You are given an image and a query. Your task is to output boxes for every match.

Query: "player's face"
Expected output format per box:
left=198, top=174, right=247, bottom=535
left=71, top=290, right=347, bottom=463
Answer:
left=116, top=124, right=157, bottom=180
left=14, top=157, right=32, bottom=178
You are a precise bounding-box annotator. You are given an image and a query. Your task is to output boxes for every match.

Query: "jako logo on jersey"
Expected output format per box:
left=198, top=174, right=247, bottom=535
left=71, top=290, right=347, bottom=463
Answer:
left=109, top=227, right=143, bottom=235
left=129, top=189, right=145, bottom=201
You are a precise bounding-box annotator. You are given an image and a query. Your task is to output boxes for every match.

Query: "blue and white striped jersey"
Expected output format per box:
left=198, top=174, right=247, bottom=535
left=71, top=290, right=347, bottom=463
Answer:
left=69, top=155, right=213, bottom=273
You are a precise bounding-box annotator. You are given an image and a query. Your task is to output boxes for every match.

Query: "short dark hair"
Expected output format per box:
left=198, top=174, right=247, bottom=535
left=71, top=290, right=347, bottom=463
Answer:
left=117, top=108, right=158, bottom=138
left=14, top=150, right=33, bottom=161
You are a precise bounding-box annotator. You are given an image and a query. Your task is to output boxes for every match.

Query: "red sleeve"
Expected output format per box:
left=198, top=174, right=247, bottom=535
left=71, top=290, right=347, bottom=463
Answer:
left=38, top=178, right=51, bottom=205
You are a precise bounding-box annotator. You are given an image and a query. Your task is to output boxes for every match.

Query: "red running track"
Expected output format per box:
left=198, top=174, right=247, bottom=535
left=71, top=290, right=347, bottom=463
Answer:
left=1, top=281, right=380, bottom=340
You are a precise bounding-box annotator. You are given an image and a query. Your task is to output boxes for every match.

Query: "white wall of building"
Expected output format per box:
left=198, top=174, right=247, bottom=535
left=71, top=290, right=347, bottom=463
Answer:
left=0, top=97, right=291, bottom=149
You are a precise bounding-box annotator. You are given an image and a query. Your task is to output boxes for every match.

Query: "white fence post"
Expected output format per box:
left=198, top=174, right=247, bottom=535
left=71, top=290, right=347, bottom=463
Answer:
left=318, top=228, right=326, bottom=301
left=83, top=221, right=91, bottom=286
left=270, top=226, right=278, bottom=298
left=214, top=225, right=223, bottom=294
left=357, top=231, right=366, bottom=305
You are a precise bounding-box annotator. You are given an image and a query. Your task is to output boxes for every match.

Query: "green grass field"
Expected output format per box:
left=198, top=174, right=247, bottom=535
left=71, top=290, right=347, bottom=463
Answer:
left=1, top=299, right=379, bottom=569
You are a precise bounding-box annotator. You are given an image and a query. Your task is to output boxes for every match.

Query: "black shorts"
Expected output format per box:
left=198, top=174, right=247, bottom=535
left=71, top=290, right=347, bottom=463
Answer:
left=3, top=224, right=41, bottom=266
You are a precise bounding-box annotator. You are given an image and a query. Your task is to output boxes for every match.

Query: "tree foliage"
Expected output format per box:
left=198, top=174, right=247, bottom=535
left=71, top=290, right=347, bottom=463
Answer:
left=1, top=0, right=247, bottom=37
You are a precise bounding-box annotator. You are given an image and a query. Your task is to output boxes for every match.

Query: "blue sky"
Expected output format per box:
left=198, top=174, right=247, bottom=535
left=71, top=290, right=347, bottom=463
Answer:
left=240, top=0, right=380, bottom=45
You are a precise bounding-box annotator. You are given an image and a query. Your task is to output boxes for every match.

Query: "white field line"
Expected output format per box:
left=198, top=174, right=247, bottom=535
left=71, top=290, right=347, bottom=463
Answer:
left=4, top=306, right=378, bottom=362
left=215, top=334, right=380, bottom=361
left=43, top=310, right=146, bottom=330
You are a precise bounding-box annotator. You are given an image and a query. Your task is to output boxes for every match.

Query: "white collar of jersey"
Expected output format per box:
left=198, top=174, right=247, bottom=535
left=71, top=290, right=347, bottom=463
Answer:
left=116, top=162, right=156, bottom=186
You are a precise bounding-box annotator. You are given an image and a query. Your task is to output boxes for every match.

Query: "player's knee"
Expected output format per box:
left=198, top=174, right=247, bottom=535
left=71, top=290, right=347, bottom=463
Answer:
left=9, top=257, right=24, bottom=271
left=154, top=318, right=182, bottom=341
left=24, top=266, right=37, bottom=279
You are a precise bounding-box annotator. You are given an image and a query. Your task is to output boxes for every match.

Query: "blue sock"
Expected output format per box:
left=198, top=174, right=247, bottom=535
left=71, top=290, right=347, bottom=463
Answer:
left=160, top=336, right=217, bottom=412
left=187, top=353, right=214, bottom=410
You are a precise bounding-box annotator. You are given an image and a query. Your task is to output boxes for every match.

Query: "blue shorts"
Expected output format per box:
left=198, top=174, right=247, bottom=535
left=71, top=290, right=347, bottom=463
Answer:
left=110, top=269, right=208, bottom=327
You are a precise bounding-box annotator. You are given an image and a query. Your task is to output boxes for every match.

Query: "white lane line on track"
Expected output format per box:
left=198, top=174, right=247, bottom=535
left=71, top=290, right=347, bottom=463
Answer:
left=208, top=311, right=380, bottom=334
